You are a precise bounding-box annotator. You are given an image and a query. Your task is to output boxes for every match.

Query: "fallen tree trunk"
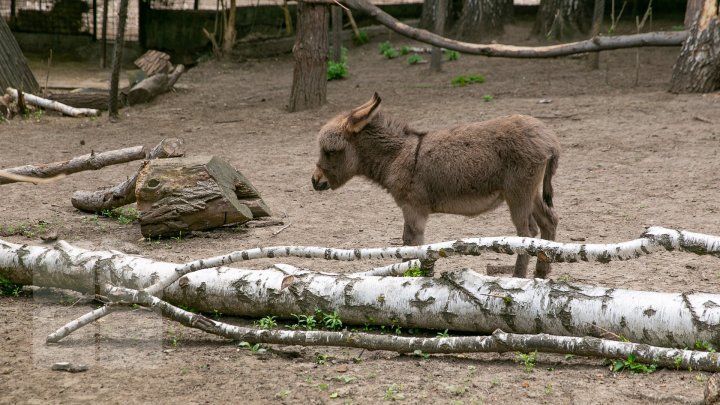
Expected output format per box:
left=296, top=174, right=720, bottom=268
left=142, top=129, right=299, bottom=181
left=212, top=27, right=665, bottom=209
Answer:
left=341, top=0, right=687, bottom=58
left=6, top=87, right=100, bottom=117
left=48, top=284, right=720, bottom=372
left=0, top=145, right=146, bottom=185
left=47, top=89, right=117, bottom=111
left=126, top=65, right=185, bottom=106
left=71, top=138, right=185, bottom=212
left=1, top=227, right=719, bottom=348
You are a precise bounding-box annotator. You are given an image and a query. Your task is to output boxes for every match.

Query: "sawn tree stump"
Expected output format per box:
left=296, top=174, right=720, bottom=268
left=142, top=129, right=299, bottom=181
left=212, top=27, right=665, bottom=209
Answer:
left=135, top=156, right=271, bottom=237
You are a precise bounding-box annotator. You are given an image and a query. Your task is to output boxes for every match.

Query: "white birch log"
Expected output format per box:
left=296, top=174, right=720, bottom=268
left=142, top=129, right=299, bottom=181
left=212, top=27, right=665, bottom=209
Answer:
left=50, top=284, right=720, bottom=372
left=2, top=231, right=720, bottom=348
left=6, top=87, right=100, bottom=117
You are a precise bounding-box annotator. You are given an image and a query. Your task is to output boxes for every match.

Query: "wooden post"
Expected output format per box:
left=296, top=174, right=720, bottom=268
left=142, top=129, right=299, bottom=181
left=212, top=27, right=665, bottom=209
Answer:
left=109, top=0, right=129, bottom=118
left=288, top=0, right=329, bottom=112
left=332, top=6, right=342, bottom=62
left=101, top=0, right=109, bottom=68
left=430, top=0, right=446, bottom=72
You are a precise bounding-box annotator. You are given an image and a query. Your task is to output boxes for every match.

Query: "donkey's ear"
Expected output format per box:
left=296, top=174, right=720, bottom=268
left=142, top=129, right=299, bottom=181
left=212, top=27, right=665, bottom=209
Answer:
left=345, top=93, right=382, bottom=134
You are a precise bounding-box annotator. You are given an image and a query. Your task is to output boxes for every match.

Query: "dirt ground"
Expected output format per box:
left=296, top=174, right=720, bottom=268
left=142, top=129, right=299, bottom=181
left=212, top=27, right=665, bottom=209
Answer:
left=2, top=18, right=720, bottom=404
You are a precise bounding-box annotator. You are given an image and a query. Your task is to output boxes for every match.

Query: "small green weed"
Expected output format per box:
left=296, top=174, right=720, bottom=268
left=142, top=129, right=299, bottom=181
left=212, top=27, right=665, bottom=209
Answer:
left=99, top=207, right=139, bottom=225
left=275, top=389, right=291, bottom=400
left=483, top=94, right=494, bottom=102
left=413, top=349, right=430, bottom=359
left=327, top=47, right=349, bottom=81
left=257, top=315, right=277, bottom=329
left=545, top=383, right=553, bottom=395
left=516, top=351, right=538, bottom=372
left=379, top=41, right=399, bottom=59
left=290, top=313, right=317, bottom=330
left=674, top=355, right=683, bottom=370
left=402, top=265, right=429, bottom=277
left=384, top=384, right=405, bottom=401
left=695, top=340, right=716, bottom=352
left=321, top=311, right=343, bottom=330
left=239, top=341, right=267, bottom=354
left=436, top=329, right=450, bottom=338
left=352, top=30, right=369, bottom=46
left=611, top=354, right=657, bottom=374
left=0, top=221, right=49, bottom=238
left=671, top=24, right=685, bottom=31
left=334, top=375, right=355, bottom=384
left=399, top=46, right=411, bottom=55
left=451, top=74, right=486, bottom=87
left=23, top=109, right=45, bottom=121
left=0, top=275, right=23, bottom=297
left=316, top=353, right=331, bottom=365
left=407, top=54, right=425, bottom=65
left=446, top=50, right=460, bottom=61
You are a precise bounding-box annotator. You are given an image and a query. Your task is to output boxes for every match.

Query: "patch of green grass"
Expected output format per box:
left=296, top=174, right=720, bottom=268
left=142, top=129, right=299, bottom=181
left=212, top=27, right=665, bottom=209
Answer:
left=446, top=50, right=460, bottom=61
left=451, top=74, right=486, bottom=87
left=671, top=24, right=685, bottom=31
left=99, top=207, right=139, bottom=225
left=0, top=275, right=23, bottom=297
left=407, top=54, right=425, bottom=65
left=399, top=46, right=411, bottom=55
left=23, top=109, right=45, bottom=122
left=316, top=353, right=331, bottom=365
left=516, top=351, right=538, bottom=372
left=695, top=340, right=716, bottom=352
left=352, top=30, right=369, bottom=46
left=483, top=94, right=494, bottom=102
left=611, top=354, right=657, bottom=374
left=0, top=221, right=49, bottom=238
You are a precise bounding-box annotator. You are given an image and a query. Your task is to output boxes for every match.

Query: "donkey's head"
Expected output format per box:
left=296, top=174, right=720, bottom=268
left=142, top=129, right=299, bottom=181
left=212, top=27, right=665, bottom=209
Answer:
left=311, top=93, right=382, bottom=191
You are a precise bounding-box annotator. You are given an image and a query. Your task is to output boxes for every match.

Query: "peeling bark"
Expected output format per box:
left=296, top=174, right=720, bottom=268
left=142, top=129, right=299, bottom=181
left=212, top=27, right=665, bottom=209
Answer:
left=6, top=87, right=100, bottom=117
left=669, top=0, right=720, bottom=93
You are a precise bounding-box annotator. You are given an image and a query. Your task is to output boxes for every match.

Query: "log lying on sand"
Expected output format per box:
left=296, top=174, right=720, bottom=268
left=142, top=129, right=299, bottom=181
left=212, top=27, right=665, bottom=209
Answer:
left=126, top=65, right=185, bottom=106
left=47, top=89, right=119, bottom=111
left=135, top=155, right=271, bottom=237
left=0, top=145, right=146, bottom=185
left=1, top=228, right=719, bottom=349
left=6, top=87, right=100, bottom=117
left=71, top=138, right=186, bottom=212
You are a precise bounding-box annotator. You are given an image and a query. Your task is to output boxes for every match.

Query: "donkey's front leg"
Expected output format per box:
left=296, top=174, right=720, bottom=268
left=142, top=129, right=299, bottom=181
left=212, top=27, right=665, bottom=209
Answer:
left=401, top=206, right=428, bottom=246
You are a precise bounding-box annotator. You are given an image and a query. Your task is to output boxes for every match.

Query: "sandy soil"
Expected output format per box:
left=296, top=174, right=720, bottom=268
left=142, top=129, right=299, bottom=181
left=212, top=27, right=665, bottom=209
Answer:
left=2, top=19, right=720, bottom=404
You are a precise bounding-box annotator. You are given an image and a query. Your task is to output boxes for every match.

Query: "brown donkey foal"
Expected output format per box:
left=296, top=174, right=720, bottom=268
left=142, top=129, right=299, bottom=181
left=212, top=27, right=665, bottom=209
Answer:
left=311, top=93, right=560, bottom=278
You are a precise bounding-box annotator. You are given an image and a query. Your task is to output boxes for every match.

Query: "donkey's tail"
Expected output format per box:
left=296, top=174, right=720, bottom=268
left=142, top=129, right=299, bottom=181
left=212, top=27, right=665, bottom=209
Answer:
left=542, top=152, right=559, bottom=208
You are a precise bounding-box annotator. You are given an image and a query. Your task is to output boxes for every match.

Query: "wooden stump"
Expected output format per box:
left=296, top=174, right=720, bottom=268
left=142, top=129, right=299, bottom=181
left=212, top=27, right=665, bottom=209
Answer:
left=135, top=156, right=271, bottom=238
left=126, top=65, right=185, bottom=106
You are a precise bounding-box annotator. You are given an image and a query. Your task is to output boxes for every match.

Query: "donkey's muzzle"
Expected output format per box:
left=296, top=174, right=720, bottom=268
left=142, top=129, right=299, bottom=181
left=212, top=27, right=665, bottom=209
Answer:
left=312, top=176, right=330, bottom=191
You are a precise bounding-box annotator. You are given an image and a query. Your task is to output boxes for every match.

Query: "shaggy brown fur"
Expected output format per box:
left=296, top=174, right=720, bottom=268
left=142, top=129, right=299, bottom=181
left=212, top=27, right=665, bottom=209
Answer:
left=312, top=93, right=560, bottom=278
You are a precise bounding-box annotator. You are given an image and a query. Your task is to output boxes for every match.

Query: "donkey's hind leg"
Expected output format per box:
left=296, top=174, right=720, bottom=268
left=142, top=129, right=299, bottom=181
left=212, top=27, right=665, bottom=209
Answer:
left=532, top=193, right=559, bottom=278
left=505, top=196, right=534, bottom=279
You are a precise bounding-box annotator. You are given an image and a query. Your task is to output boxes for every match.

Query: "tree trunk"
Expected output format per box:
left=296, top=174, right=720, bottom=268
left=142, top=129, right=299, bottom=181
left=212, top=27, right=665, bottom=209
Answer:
left=221, top=0, right=237, bottom=57
left=685, top=0, right=705, bottom=27
left=0, top=146, right=146, bottom=185
left=135, top=155, right=270, bottom=237
left=1, top=231, right=720, bottom=348
left=533, top=0, right=594, bottom=40
left=109, top=0, right=129, bottom=118
left=455, top=0, right=512, bottom=41
left=288, top=1, right=329, bottom=112
left=48, top=89, right=117, bottom=110
left=420, top=0, right=454, bottom=31
left=0, top=17, right=40, bottom=94
left=5, top=87, right=100, bottom=117
left=430, top=0, right=447, bottom=72
left=342, top=0, right=686, bottom=58
left=669, top=0, right=720, bottom=93
left=71, top=138, right=186, bottom=212
left=587, top=0, right=605, bottom=69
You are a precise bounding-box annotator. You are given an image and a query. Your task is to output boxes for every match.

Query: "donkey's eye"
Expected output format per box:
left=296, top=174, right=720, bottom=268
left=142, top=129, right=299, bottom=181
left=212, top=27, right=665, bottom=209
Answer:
left=324, top=149, right=339, bottom=158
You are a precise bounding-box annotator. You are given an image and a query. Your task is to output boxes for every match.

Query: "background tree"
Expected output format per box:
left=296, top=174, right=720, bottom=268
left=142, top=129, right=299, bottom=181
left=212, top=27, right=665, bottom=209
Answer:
left=288, top=1, right=329, bottom=112
left=0, top=17, right=40, bottom=94
left=533, top=0, right=594, bottom=40
left=455, top=0, right=513, bottom=40
left=670, top=0, right=720, bottom=93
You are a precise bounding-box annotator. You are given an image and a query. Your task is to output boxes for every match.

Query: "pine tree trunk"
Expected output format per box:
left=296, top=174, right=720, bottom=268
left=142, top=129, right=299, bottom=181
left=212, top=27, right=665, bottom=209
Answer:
left=455, top=0, right=512, bottom=41
left=533, top=0, right=594, bottom=40
left=288, top=1, right=329, bottom=112
left=109, top=0, right=129, bottom=118
left=0, top=17, right=40, bottom=94
left=669, top=0, right=720, bottom=93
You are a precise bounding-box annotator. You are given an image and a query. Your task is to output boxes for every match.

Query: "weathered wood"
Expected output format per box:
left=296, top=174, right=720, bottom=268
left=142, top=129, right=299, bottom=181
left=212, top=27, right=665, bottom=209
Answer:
left=0, top=145, right=146, bottom=185
left=288, top=1, right=329, bottom=112
left=134, top=50, right=172, bottom=76
left=0, top=17, right=40, bottom=94
left=71, top=138, right=186, bottom=212
left=135, top=155, right=270, bottom=237
left=126, top=65, right=185, bottom=106
left=341, top=0, right=687, bottom=58
left=109, top=0, right=129, bottom=118
left=47, top=89, right=115, bottom=111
